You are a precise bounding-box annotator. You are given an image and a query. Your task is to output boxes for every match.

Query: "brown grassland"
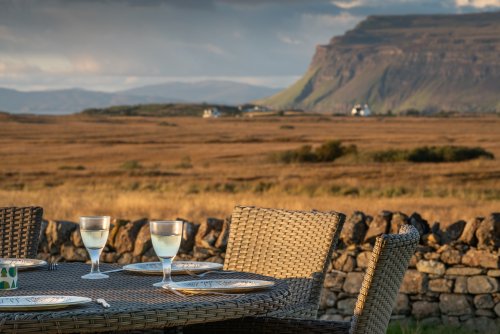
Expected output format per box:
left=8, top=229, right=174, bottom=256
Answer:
left=0, top=113, right=498, bottom=225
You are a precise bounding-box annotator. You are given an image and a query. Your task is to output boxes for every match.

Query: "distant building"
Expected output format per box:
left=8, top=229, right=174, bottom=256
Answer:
left=238, top=104, right=270, bottom=113
left=203, top=107, right=220, bottom=118
left=351, top=104, right=371, bottom=116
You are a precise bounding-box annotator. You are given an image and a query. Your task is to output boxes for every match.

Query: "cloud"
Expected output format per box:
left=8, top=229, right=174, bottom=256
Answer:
left=331, top=0, right=366, bottom=9
left=455, top=0, right=500, bottom=7
left=278, top=33, right=302, bottom=45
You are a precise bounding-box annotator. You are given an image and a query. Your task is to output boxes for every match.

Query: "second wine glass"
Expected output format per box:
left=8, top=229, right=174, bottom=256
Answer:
left=150, top=220, right=184, bottom=287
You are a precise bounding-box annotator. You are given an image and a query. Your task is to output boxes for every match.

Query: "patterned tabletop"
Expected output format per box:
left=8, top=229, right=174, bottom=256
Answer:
left=0, top=262, right=290, bottom=333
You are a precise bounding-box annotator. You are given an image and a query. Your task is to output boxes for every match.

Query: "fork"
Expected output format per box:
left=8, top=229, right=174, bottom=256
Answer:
left=47, top=261, right=59, bottom=271
left=163, top=285, right=242, bottom=297
left=184, top=270, right=238, bottom=278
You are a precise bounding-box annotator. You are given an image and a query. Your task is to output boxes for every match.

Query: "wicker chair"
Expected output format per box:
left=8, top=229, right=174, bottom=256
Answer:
left=183, top=224, right=420, bottom=334
left=0, top=206, right=44, bottom=258
left=220, top=206, right=345, bottom=319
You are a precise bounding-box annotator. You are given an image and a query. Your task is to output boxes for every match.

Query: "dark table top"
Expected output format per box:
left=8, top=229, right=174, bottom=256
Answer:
left=0, top=262, right=290, bottom=333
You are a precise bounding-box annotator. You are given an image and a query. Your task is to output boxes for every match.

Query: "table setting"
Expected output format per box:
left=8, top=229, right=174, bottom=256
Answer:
left=0, top=216, right=289, bottom=333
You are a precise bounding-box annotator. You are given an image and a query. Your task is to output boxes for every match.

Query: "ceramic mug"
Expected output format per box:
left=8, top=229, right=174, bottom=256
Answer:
left=0, top=264, right=18, bottom=290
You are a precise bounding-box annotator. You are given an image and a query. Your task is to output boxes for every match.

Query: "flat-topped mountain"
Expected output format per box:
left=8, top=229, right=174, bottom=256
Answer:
left=260, top=12, right=500, bottom=114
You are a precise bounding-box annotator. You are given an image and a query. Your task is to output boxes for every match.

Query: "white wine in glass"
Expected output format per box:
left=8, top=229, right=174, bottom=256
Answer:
left=80, top=216, right=110, bottom=279
left=150, top=220, right=183, bottom=287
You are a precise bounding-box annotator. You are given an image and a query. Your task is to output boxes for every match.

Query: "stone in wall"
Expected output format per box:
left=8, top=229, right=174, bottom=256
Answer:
left=429, top=279, right=453, bottom=293
left=340, top=211, right=367, bottom=245
left=389, top=212, right=408, bottom=234
left=416, top=260, right=445, bottom=276
left=195, top=217, right=224, bottom=249
left=108, top=219, right=129, bottom=249
left=422, top=232, right=440, bottom=248
left=454, top=277, right=468, bottom=293
left=342, top=272, right=364, bottom=294
left=459, top=217, right=483, bottom=246
left=46, top=220, right=78, bottom=249
left=337, top=298, right=357, bottom=315
left=319, top=288, right=337, bottom=309
left=393, top=294, right=411, bottom=315
left=412, top=301, right=440, bottom=319
left=400, top=270, right=427, bottom=294
left=473, top=294, right=495, bottom=309
left=408, top=213, right=430, bottom=237
left=488, top=270, right=500, bottom=278
left=476, top=213, right=500, bottom=250
left=462, top=249, right=499, bottom=269
left=114, top=218, right=148, bottom=254
left=467, top=276, right=499, bottom=294
left=439, top=294, right=473, bottom=316
left=438, top=245, right=461, bottom=265
left=441, top=220, right=466, bottom=244
left=324, top=270, right=346, bottom=291
left=364, top=211, right=392, bottom=244
left=333, top=252, right=356, bottom=272
left=446, top=267, right=483, bottom=276
left=215, top=217, right=230, bottom=250
left=356, top=251, right=371, bottom=269
left=133, top=223, right=152, bottom=257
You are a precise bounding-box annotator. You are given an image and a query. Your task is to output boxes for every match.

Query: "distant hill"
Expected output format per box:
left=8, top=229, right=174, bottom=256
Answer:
left=120, top=80, right=281, bottom=105
left=0, top=87, right=178, bottom=114
left=0, top=81, right=280, bottom=114
left=259, top=12, right=500, bottom=114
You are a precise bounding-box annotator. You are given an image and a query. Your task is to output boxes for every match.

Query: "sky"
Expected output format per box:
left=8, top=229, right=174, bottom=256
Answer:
left=1, top=0, right=499, bottom=92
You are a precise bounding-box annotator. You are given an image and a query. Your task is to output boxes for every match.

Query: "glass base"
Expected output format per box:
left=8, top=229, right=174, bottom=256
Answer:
left=153, top=281, right=173, bottom=287
left=81, top=272, right=109, bottom=279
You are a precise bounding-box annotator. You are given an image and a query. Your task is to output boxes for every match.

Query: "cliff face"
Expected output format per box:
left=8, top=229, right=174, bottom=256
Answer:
left=260, top=12, right=500, bottom=114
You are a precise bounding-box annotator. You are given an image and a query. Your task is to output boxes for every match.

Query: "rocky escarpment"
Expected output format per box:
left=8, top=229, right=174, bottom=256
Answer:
left=260, top=12, right=500, bottom=114
left=37, top=211, right=500, bottom=332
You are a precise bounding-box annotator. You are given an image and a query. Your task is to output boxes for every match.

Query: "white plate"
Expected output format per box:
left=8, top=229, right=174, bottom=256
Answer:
left=0, top=258, right=47, bottom=270
left=123, top=261, right=223, bottom=275
left=170, top=279, right=275, bottom=293
left=0, top=296, right=92, bottom=311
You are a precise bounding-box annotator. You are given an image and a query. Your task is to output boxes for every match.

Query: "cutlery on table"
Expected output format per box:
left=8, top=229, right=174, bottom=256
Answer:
left=47, top=262, right=59, bottom=271
left=100, top=268, right=124, bottom=274
left=95, top=298, right=110, bottom=308
left=184, top=270, right=238, bottom=278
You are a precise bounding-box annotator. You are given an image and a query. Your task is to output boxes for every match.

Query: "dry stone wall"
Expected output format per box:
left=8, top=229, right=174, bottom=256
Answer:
left=37, top=211, right=500, bottom=331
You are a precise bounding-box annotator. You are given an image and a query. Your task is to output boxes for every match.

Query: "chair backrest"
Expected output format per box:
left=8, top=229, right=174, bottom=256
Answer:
left=350, top=224, right=419, bottom=334
left=224, top=206, right=345, bottom=312
left=0, top=207, right=44, bottom=258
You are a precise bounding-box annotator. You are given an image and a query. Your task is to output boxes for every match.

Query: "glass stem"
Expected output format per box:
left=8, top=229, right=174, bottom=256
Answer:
left=160, top=257, right=173, bottom=286
left=88, top=248, right=102, bottom=274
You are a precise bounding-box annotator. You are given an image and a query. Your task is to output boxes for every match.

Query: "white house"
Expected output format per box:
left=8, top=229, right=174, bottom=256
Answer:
left=351, top=104, right=371, bottom=116
left=203, top=107, right=220, bottom=118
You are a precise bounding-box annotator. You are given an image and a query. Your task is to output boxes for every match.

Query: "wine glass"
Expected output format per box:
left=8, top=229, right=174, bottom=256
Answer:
left=80, top=216, right=110, bottom=279
left=150, top=220, right=184, bottom=287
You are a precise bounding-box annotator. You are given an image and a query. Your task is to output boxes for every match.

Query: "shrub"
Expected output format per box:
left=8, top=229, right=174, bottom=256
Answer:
left=174, top=156, right=193, bottom=169
left=273, top=140, right=357, bottom=164
left=372, top=146, right=494, bottom=163
left=121, top=160, right=143, bottom=170
left=274, top=145, right=317, bottom=163
left=372, top=149, right=409, bottom=162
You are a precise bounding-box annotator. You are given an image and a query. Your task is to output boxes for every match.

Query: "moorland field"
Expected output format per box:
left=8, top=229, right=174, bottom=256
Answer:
left=0, top=113, right=498, bottom=225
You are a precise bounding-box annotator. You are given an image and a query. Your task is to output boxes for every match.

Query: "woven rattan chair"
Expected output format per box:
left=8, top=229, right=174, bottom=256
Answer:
left=0, top=206, right=43, bottom=258
left=220, top=206, right=346, bottom=319
left=183, top=224, right=419, bottom=334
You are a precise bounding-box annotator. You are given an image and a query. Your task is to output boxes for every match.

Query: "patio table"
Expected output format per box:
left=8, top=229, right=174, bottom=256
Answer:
left=0, top=262, right=290, bottom=333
